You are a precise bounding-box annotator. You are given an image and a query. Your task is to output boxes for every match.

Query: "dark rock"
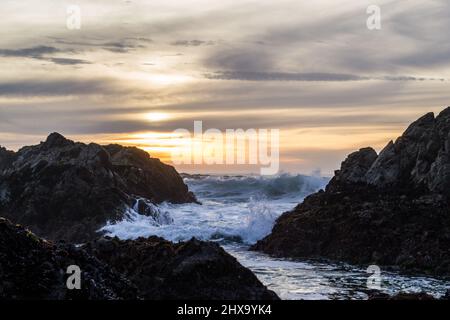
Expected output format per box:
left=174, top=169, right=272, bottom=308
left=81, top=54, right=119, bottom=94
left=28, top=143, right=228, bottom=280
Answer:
left=252, top=108, right=450, bottom=277
left=0, top=133, right=196, bottom=243
left=328, top=107, right=450, bottom=194
left=327, top=147, right=378, bottom=191
left=367, top=291, right=436, bottom=300
left=0, top=146, right=15, bottom=171
left=1, top=218, right=278, bottom=300
left=444, top=289, right=450, bottom=300
left=84, top=236, right=279, bottom=300
left=0, top=217, right=137, bottom=299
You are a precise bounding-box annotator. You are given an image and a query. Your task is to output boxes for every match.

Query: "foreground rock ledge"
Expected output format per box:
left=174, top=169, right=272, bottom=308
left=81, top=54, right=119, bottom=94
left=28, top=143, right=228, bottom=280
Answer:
left=0, top=133, right=197, bottom=243
left=0, top=218, right=278, bottom=300
left=252, top=107, right=450, bottom=277
left=84, top=236, right=279, bottom=300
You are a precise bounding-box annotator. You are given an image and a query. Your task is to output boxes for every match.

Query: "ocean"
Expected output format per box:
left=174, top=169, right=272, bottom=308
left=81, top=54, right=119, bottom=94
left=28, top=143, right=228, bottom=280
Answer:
left=101, top=174, right=449, bottom=299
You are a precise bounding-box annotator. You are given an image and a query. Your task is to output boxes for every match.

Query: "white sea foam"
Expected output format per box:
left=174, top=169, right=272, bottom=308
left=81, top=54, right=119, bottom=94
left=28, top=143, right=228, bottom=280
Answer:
left=99, top=173, right=450, bottom=299
left=101, top=173, right=327, bottom=244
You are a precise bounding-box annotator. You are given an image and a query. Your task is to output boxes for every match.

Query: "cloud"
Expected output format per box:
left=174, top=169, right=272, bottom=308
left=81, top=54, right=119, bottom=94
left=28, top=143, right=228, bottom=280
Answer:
left=0, top=46, right=61, bottom=58
left=0, top=78, right=119, bottom=97
left=171, top=40, right=215, bottom=47
left=205, top=71, right=445, bottom=82
left=47, top=57, right=91, bottom=65
left=101, top=41, right=146, bottom=53
left=52, top=38, right=149, bottom=53
left=0, top=45, right=89, bottom=65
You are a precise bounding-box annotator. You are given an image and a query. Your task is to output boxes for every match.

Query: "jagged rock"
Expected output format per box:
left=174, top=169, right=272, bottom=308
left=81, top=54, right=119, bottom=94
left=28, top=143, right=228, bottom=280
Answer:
left=1, top=218, right=278, bottom=300
left=328, top=147, right=378, bottom=190
left=84, top=236, right=279, bottom=300
left=0, top=218, right=137, bottom=299
left=252, top=108, right=450, bottom=277
left=0, top=146, right=15, bottom=172
left=0, top=133, right=196, bottom=243
left=328, top=108, right=450, bottom=194
left=367, top=291, right=436, bottom=300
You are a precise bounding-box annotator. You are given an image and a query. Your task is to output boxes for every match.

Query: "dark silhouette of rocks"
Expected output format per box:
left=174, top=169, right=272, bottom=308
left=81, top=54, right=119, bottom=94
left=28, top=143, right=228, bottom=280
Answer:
left=328, top=108, right=450, bottom=194
left=0, top=218, right=278, bottom=300
left=0, top=146, right=15, bottom=171
left=252, top=107, right=450, bottom=276
left=0, top=217, right=137, bottom=299
left=84, top=236, right=279, bottom=300
left=0, top=133, right=196, bottom=243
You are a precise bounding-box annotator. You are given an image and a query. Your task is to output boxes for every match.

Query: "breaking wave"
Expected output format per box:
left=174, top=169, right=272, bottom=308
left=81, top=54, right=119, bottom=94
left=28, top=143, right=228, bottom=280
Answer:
left=100, top=173, right=328, bottom=244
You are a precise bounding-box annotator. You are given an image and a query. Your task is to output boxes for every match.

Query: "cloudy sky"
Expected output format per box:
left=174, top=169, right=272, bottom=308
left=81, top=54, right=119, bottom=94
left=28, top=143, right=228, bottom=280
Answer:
left=1, top=0, right=449, bottom=175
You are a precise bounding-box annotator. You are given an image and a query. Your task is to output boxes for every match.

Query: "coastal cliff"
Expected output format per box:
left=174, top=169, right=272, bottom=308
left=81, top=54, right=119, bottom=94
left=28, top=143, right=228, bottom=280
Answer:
left=252, top=107, right=450, bottom=277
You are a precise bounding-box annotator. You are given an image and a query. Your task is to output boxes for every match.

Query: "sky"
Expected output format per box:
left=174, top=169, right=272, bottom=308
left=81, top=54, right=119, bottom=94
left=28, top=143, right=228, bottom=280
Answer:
left=0, top=0, right=450, bottom=175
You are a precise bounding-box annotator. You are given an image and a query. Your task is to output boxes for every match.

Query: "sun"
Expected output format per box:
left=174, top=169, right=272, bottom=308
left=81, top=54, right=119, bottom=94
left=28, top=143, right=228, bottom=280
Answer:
left=148, top=74, right=192, bottom=86
left=145, top=112, right=171, bottom=122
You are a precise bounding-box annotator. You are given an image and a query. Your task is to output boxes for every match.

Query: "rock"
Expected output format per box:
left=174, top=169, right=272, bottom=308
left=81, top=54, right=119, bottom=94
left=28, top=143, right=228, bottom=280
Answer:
left=367, top=291, right=436, bottom=300
left=0, top=217, right=137, bottom=299
left=104, top=144, right=197, bottom=204
left=327, top=147, right=378, bottom=191
left=0, top=146, right=15, bottom=171
left=84, top=236, right=279, bottom=300
left=252, top=108, right=450, bottom=277
left=444, top=289, right=450, bottom=300
left=328, top=107, right=450, bottom=194
left=0, top=133, right=196, bottom=243
left=0, top=218, right=278, bottom=300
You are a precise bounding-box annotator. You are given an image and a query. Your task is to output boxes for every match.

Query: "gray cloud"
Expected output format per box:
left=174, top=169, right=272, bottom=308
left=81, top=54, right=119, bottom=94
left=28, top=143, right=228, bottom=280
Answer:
left=205, top=71, right=445, bottom=82
left=47, top=57, right=91, bottom=65
left=52, top=38, right=149, bottom=53
left=171, top=40, right=215, bottom=47
left=0, top=46, right=61, bottom=58
left=0, top=78, right=119, bottom=97
left=0, top=45, right=89, bottom=65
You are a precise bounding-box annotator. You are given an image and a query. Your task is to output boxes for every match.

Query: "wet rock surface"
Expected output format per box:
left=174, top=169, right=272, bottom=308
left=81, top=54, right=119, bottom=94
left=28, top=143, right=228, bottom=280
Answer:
left=84, top=236, right=279, bottom=300
left=0, top=217, right=137, bottom=299
left=0, top=133, right=196, bottom=243
left=0, top=218, right=278, bottom=300
left=253, top=108, right=450, bottom=277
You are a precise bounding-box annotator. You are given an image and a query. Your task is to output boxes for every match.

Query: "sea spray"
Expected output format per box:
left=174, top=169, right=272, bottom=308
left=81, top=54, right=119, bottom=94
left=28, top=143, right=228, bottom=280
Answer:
left=100, top=173, right=328, bottom=244
left=239, top=197, right=278, bottom=244
left=98, top=173, right=449, bottom=299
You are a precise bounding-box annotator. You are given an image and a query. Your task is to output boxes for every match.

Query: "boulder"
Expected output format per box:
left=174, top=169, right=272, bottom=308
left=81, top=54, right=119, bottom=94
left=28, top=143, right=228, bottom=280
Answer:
left=328, top=107, right=450, bottom=194
left=0, top=217, right=137, bottom=299
left=0, top=218, right=279, bottom=300
left=0, top=146, right=15, bottom=171
left=252, top=107, right=450, bottom=277
left=84, top=236, right=279, bottom=300
left=0, top=133, right=196, bottom=243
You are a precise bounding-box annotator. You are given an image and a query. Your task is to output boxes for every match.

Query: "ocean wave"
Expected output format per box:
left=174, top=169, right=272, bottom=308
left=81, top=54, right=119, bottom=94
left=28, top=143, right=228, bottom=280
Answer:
left=184, top=173, right=329, bottom=202
left=100, top=173, right=328, bottom=244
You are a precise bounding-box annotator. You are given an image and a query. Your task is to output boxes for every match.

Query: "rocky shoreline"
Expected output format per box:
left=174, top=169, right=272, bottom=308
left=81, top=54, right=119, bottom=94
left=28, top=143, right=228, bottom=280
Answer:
left=252, top=107, right=450, bottom=277
left=0, top=217, right=278, bottom=300
left=0, top=134, right=277, bottom=300
left=0, top=133, right=196, bottom=243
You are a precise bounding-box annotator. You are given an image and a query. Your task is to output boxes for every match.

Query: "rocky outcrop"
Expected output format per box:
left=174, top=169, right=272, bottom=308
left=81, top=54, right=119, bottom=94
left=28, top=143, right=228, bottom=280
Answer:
left=0, top=133, right=196, bottom=243
left=328, top=108, right=450, bottom=194
left=84, top=236, right=279, bottom=300
left=0, top=217, right=137, bottom=299
left=0, top=147, right=15, bottom=171
left=0, top=218, right=278, bottom=300
left=253, top=107, right=450, bottom=276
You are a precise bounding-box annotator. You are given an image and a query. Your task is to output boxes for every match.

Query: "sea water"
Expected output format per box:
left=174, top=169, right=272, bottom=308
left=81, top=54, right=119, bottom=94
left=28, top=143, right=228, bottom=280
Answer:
left=101, top=174, right=450, bottom=300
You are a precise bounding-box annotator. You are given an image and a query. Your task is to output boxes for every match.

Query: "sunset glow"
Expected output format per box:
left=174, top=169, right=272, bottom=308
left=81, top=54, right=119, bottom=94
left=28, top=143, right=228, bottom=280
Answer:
left=1, top=0, right=449, bottom=174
